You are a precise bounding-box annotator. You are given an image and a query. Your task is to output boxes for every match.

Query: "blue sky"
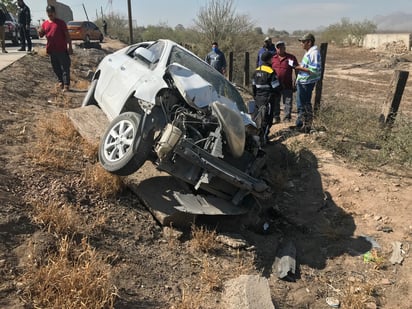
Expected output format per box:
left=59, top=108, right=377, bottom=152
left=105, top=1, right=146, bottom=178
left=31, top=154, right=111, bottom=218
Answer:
left=27, top=0, right=412, bottom=32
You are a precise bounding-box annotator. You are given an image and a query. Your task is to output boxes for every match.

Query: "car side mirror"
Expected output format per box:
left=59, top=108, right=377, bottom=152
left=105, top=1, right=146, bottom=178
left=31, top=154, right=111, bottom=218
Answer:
left=134, top=47, right=155, bottom=65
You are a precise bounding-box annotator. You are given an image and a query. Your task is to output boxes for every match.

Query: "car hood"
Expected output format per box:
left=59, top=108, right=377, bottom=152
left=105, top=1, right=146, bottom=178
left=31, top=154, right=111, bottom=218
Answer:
left=167, top=63, right=256, bottom=127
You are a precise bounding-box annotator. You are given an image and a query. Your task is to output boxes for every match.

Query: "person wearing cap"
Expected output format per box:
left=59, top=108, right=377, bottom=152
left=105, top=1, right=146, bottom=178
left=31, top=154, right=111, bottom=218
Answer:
left=256, top=37, right=276, bottom=67
left=205, top=42, right=227, bottom=75
left=294, top=33, right=321, bottom=132
left=38, top=5, right=73, bottom=92
left=271, top=41, right=299, bottom=123
left=17, top=0, right=32, bottom=52
left=252, top=51, right=281, bottom=145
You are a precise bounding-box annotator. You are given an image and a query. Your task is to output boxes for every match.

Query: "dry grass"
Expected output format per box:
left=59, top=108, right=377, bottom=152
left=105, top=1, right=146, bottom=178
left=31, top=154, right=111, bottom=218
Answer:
left=317, top=102, right=412, bottom=168
left=82, top=163, right=124, bottom=198
left=30, top=113, right=82, bottom=169
left=189, top=224, right=219, bottom=253
left=31, top=201, right=84, bottom=235
left=341, top=281, right=381, bottom=309
left=20, top=236, right=116, bottom=309
left=30, top=200, right=107, bottom=236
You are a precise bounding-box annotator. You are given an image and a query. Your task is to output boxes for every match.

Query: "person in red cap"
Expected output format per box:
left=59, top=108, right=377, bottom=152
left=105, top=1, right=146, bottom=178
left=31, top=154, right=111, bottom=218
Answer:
left=271, top=41, right=299, bottom=123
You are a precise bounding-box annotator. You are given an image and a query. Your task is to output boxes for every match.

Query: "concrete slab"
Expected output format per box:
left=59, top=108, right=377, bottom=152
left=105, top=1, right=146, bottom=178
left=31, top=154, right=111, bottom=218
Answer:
left=0, top=51, right=27, bottom=72
left=222, top=275, right=275, bottom=309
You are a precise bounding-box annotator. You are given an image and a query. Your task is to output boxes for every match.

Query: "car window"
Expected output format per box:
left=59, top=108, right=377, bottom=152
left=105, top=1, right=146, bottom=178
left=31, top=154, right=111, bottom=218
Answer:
left=146, top=41, right=165, bottom=64
left=168, top=46, right=246, bottom=112
left=68, top=21, right=82, bottom=26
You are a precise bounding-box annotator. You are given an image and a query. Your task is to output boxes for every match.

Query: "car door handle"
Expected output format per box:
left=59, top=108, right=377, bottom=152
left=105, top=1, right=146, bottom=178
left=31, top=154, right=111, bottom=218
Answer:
left=120, top=66, right=126, bottom=71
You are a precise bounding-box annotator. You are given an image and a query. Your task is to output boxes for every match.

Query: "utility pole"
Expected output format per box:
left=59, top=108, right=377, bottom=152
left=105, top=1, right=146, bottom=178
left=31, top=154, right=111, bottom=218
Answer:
left=82, top=3, right=89, bottom=21
left=127, top=0, right=133, bottom=44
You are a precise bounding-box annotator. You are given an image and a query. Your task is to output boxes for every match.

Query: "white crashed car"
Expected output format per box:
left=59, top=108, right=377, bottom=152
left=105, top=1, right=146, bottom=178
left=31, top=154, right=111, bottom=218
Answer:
left=82, top=39, right=270, bottom=213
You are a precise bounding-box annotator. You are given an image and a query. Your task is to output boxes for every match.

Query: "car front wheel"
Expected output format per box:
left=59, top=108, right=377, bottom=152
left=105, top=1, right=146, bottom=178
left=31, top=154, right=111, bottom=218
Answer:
left=98, top=112, right=152, bottom=176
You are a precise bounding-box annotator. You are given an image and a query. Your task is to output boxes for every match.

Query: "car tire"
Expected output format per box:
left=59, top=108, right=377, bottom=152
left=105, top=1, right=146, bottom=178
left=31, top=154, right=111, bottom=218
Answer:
left=98, top=112, right=153, bottom=176
left=81, top=79, right=98, bottom=107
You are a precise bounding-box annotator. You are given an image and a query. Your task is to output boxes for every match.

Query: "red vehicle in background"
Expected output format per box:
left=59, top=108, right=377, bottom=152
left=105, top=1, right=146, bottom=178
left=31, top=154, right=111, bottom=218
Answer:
left=0, top=3, right=20, bottom=46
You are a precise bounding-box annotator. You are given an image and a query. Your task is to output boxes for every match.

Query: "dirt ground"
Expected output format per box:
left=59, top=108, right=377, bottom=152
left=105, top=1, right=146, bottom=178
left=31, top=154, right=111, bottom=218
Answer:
left=0, top=38, right=411, bottom=308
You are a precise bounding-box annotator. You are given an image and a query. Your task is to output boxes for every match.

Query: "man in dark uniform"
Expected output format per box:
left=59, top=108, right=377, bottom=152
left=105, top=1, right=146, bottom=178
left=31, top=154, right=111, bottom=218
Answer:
left=252, top=51, right=281, bottom=145
left=0, top=6, right=7, bottom=53
left=17, top=0, right=32, bottom=52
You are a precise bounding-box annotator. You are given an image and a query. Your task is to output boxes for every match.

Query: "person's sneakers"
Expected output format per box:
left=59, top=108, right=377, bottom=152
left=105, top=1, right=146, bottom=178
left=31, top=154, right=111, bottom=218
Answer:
left=17, top=47, right=25, bottom=51
left=62, top=85, right=70, bottom=92
left=1, top=50, right=7, bottom=53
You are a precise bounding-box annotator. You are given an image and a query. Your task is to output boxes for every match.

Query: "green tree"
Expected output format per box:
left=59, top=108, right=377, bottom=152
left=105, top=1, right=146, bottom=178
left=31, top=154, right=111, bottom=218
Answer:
left=322, top=18, right=376, bottom=46
left=1, top=0, right=17, bottom=14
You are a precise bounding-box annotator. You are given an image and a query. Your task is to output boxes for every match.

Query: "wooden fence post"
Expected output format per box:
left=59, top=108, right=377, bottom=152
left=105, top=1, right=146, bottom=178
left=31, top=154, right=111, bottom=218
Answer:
left=228, top=52, right=233, bottom=82
left=244, top=52, right=250, bottom=87
left=314, top=42, right=328, bottom=115
left=379, top=70, right=409, bottom=126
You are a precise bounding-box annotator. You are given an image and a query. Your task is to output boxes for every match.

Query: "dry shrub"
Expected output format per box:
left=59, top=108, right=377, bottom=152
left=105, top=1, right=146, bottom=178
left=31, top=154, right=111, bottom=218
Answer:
left=341, top=281, right=380, bottom=309
left=83, top=163, right=124, bottom=197
left=31, top=200, right=107, bottom=236
left=200, top=258, right=222, bottom=292
left=32, top=202, right=84, bottom=234
left=20, top=236, right=116, bottom=309
left=31, top=113, right=81, bottom=169
left=73, top=79, right=91, bottom=90
left=190, top=225, right=219, bottom=253
left=172, top=287, right=205, bottom=309
left=81, top=140, right=99, bottom=160
left=35, top=47, right=48, bottom=57
left=31, top=201, right=83, bottom=235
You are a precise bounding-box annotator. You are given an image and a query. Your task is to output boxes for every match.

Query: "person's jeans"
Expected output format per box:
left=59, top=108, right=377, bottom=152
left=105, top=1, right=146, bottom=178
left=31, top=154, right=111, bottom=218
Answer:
left=296, top=82, right=316, bottom=127
left=0, top=25, right=6, bottom=51
left=50, top=51, right=71, bottom=86
left=274, top=88, right=293, bottom=120
left=19, top=26, right=32, bottom=51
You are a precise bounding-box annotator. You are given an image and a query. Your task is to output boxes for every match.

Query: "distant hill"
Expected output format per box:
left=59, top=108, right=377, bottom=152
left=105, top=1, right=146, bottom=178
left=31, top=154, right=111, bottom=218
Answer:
left=374, top=12, right=412, bottom=32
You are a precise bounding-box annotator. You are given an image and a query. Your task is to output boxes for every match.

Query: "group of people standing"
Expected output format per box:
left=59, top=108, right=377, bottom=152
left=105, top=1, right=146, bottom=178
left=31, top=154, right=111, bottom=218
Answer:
left=252, top=33, right=322, bottom=143
left=204, top=34, right=322, bottom=144
left=0, top=0, right=31, bottom=53
left=0, top=2, right=72, bottom=92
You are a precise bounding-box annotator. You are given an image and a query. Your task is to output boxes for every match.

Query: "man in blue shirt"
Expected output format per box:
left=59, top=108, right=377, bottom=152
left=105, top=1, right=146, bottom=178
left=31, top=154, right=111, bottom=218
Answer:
left=256, top=37, right=276, bottom=67
left=205, top=42, right=226, bottom=75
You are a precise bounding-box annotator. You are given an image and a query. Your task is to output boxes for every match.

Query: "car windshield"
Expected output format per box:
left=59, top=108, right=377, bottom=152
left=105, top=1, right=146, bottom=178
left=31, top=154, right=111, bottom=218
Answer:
left=68, top=21, right=82, bottom=26
left=167, top=46, right=246, bottom=112
left=147, top=41, right=165, bottom=64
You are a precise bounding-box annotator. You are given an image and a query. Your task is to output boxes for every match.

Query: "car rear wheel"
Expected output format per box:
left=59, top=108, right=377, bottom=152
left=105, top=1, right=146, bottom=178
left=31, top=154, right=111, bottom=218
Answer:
left=98, top=112, right=153, bottom=176
left=81, top=79, right=98, bottom=107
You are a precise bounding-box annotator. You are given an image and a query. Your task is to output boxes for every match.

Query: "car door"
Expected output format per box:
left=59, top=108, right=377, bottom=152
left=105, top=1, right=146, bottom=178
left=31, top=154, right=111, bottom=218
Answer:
left=90, top=22, right=100, bottom=40
left=99, top=41, right=164, bottom=116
